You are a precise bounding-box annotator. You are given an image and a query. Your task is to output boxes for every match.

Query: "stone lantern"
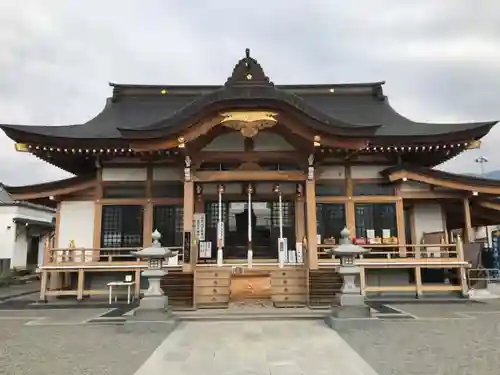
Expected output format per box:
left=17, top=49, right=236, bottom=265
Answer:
left=324, top=227, right=371, bottom=327
left=132, top=230, right=177, bottom=313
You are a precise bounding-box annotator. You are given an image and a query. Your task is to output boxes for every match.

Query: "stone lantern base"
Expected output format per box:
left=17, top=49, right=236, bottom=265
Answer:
left=324, top=305, right=372, bottom=329
left=130, top=269, right=173, bottom=321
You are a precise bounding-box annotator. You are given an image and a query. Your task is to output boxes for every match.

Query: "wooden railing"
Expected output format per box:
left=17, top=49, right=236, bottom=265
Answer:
left=317, top=243, right=459, bottom=262
left=45, top=246, right=184, bottom=265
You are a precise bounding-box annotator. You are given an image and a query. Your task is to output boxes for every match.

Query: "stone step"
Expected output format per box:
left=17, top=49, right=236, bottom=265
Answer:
left=172, top=310, right=326, bottom=322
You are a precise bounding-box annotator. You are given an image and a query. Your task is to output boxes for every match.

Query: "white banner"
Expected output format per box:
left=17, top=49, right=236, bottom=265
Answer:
left=217, top=222, right=225, bottom=247
left=193, top=213, right=206, bottom=241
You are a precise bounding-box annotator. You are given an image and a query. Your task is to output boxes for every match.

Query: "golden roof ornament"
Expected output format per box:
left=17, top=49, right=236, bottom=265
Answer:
left=220, top=111, right=278, bottom=137
left=224, top=48, right=273, bottom=86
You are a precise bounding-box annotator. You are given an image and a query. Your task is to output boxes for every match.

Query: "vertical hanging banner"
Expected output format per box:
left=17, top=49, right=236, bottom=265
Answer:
left=193, top=213, right=206, bottom=241
left=217, top=221, right=225, bottom=248
left=183, top=231, right=191, bottom=263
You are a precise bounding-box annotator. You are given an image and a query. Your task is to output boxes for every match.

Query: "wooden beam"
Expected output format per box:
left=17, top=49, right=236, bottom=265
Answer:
left=194, top=151, right=303, bottom=165
left=193, top=170, right=306, bottom=182
left=400, top=191, right=465, bottom=199
left=477, top=200, right=500, bottom=211
left=10, top=179, right=97, bottom=201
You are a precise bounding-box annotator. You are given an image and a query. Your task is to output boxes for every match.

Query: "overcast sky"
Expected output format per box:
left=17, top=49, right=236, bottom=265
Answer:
left=0, top=0, right=499, bottom=185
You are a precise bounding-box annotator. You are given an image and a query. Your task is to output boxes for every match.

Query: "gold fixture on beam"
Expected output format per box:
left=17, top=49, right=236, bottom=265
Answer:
left=467, top=140, right=481, bottom=150
left=220, top=111, right=278, bottom=138
left=313, top=135, right=321, bottom=147
left=15, top=143, right=29, bottom=152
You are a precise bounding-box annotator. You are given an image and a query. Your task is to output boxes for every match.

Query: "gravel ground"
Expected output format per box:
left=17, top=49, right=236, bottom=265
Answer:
left=0, top=320, right=176, bottom=375
left=336, top=301, right=500, bottom=375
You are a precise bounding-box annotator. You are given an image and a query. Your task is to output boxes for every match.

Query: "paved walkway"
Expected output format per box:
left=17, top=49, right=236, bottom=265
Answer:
left=0, top=281, right=39, bottom=301
left=133, top=320, right=380, bottom=375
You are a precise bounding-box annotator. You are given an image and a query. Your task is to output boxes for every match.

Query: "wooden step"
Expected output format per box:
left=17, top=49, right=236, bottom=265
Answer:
left=160, top=271, right=194, bottom=309
left=308, top=269, right=342, bottom=307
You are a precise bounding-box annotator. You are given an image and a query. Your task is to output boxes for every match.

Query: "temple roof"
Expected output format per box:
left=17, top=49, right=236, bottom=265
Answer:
left=382, top=165, right=500, bottom=195
left=0, top=49, right=496, bottom=146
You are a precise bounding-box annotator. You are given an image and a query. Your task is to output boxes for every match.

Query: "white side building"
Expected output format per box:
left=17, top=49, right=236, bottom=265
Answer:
left=0, top=184, right=55, bottom=272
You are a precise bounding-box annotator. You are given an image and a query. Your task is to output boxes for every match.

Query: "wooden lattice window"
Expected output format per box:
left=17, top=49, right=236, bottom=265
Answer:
left=354, top=203, right=397, bottom=238
left=205, top=202, right=228, bottom=228
left=316, top=203, right=346, bottom=243
left=153, top=205, right=184, bottom=246
left=101, top=205, right=144, bottom=248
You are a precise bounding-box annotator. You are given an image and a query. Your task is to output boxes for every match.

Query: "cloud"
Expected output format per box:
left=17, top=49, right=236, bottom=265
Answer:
left=0, top=0, right=499, bottom=184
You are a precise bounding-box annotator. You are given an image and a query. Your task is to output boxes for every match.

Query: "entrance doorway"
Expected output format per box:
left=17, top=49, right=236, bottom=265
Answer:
left=204, top=200, right=295, bottom=261
left=26, top=236, right=40, bottom=270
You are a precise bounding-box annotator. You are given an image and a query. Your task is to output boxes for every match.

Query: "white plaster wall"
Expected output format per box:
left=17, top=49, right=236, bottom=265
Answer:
left=0, top=205, right=55, bottom=269
left=0, top=206, right=17, bottom=264
left=317, top=166, right=345, bottom=180
left=12, top=228, right=28, bottom=268
left=413, top=202, right=444, bottom=243
left=152, top=167, right=181, bottom=181
left=202, top=133, right=245, bottom=151
left=253, top=133, right=295, bottom=151
left=58, top=201, right=95, bottom=248
left=351, top=165, right=391, bottom=179
left=102, top=167, right=147, bottom=181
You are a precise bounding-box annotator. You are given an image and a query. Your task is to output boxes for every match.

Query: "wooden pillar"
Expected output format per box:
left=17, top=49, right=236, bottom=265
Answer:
left=39, top=270, right=48, bottom=301
left=76, top=268, right=84, bottom=301
left=345, top=165, right=355, bottom=235
left=395, top=197, right=406, bottom=256
left=93, top=167, right=103, bottom=261
left=463, top=198, right=473, bottom=244
left=295, top=196, right=305, bottom=243
left=409, top=206, right=417, bottom=245
left=134, top=268, right=141, bottom=299
left=143, top=165, right=153, bottom=246
left=183, top=180, right=194, bottom=272
left=49, top=203, right=62, bottom=291
left=306, top=180, right=318, bottom=269
left=143, top=203, right=153, bottom=247
left=456, top=235, right=468, bottom=296
left=441, top=203, right=449, bottom=244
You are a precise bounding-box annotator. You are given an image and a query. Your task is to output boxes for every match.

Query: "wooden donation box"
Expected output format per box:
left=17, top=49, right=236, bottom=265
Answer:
left=229, top=268, right=271, bottom=301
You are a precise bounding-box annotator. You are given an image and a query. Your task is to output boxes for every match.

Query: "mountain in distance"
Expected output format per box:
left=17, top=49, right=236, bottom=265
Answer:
left=464, top=170, right=500, bottom=180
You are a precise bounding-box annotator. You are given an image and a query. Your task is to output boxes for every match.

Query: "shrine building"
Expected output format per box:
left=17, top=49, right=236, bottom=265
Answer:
left=2, top=49, right=500, bottom=307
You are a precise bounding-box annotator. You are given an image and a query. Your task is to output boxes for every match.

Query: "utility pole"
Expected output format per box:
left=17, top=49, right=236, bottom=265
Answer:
left=475, top=156, right=490, bottom=247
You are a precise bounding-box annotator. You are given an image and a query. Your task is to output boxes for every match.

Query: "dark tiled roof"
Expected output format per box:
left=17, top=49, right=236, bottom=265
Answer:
left=0, top=49, right=497, bottom=144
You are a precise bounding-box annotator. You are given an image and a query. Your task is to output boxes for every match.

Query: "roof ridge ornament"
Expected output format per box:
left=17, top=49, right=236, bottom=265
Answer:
left=225, top=48, right=274, bottom=86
